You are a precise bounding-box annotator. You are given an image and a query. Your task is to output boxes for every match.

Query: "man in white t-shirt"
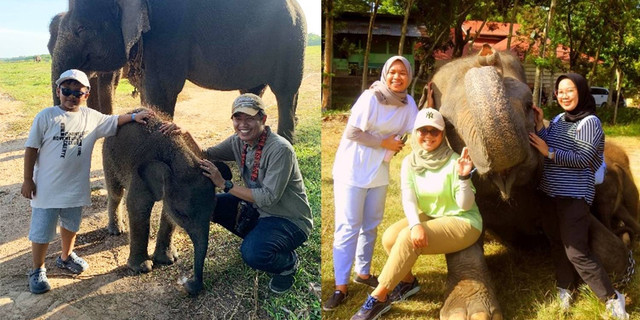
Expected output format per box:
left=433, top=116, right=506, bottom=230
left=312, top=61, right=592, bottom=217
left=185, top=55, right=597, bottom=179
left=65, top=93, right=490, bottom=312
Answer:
left=21, top=69, right=154, bottom=294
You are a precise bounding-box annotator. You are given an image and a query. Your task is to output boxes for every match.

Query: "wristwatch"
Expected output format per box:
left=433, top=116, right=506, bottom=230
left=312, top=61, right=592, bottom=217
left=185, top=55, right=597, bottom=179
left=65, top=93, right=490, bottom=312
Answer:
left=547, top=147, right=555, bottom=160
left=223, top=180, right=234, bottom=193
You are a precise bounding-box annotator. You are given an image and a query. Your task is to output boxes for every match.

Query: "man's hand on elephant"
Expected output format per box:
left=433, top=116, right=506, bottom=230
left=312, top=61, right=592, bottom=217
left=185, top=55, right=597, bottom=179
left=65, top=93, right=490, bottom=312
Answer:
left=457, top=147, right=474, bottom=176
left=199, top=159, right=224, bottom=188
left=532, top=104, right=544, bottom=130
left=410, top=224, right=428, bottom=249
left=381, top=135, right=405, bottom=152
left=159, top=122, right=183, bottom=135
left=528, top=132, right=549, bottom=156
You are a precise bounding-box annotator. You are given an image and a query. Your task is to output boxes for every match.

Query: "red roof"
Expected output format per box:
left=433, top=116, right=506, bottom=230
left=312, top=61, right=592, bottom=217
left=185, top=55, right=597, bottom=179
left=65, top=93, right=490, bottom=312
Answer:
left=431, top=21, right=596, bottom=63
left=462, top=21, right=521, bottom=38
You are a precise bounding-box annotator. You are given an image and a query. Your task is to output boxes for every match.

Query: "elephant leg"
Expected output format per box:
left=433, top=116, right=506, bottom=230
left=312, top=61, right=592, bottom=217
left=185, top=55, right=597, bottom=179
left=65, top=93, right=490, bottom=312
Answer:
left=105, top=181, right=125, bottom=236
left=273, top=90, right=298, bottom=144
left=152, top=204, right=178, bottom=265
left=140, top=49, right=187, bottom=118
left=441, top=241, right=503, bottom=320
left=181, top=213, right=210, bottom=295
left=103, top=156, right=125, bottom=235
left=588, top=214, right=633, bottom=282
left=240, top=84, right=267, bottom=97
left=125, top=179, right=155, bottom=273
left=615, top=205, right=640, bottom=237
left=86, top=76, right=100, bottom=111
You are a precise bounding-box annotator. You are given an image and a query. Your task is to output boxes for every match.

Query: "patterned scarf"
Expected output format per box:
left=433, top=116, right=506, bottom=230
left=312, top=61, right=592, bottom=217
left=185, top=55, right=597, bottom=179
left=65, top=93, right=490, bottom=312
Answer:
left=241, top=127, right=269, bottom=181
left=408, top=129, right=454, bottom=174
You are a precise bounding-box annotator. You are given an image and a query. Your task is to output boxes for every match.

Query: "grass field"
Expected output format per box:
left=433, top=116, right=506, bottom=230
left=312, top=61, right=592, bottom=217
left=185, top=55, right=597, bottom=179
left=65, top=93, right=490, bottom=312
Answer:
left=321, top=112, right=640, bottom=319
left=0, top=46, right=321, bottom=319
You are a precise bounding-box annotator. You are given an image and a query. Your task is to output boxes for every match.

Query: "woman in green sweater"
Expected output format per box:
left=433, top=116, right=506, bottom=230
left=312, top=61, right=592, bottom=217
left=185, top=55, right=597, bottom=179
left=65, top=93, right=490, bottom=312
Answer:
left=350, top=107, right=482, bottom=320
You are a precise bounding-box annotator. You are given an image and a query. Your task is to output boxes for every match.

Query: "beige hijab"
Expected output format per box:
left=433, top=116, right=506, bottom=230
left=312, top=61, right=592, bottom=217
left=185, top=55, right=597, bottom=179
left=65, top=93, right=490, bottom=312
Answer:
left=369, top=56, right=413, bottom=106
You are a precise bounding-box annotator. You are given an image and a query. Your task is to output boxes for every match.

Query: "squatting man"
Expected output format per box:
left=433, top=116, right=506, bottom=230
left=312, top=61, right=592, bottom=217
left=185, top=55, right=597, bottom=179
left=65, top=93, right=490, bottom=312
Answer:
left=161, top=93, right=313, bottom=293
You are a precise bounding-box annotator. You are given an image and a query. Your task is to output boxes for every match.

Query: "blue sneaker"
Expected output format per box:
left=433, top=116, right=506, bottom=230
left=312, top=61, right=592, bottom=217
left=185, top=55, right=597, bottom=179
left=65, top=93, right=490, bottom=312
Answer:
left=351, top=295, right=391, bottom=320
left=389, top=278, right=420, bottom=303
left=56, top=252, right=89, bottom=274
left=28, top=268, right=51, bottom=294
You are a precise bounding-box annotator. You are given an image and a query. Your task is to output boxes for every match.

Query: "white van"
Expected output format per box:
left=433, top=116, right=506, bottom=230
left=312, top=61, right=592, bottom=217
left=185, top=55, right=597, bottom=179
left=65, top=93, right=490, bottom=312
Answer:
left=590, top=87, right=609, bottom=108
left=590, top=87, right=626, bottom=108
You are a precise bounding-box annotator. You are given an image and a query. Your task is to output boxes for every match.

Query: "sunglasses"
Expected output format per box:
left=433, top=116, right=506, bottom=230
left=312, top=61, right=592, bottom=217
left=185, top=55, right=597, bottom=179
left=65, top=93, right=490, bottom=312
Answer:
left=417, top=127, right=442, bottom=137
left=60, top=87, right=89, bottom=98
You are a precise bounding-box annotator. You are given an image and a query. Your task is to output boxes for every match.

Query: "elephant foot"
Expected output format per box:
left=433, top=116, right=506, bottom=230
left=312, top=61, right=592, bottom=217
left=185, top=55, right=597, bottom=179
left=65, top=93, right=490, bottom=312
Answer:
left=183, top=278, right=203, bottom=296
left=128, top=257, right=153, bottom=273
left=107, top=222, right=125, bottom=235
left=440, top=279, right=503, bottom=320
left=153, top=247, right=178, bottom=265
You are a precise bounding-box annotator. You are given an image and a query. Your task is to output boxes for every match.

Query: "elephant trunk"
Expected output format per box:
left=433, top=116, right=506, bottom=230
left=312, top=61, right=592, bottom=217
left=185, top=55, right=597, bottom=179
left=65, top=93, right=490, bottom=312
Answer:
left=51, top=61, right=63, bottom=106
left=462, top=66, right=530, bottom=174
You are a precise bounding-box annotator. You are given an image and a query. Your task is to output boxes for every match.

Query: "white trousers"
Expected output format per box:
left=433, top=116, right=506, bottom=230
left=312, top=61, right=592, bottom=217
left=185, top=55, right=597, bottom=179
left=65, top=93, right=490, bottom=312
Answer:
left=332, top=182, right=387, bottom=286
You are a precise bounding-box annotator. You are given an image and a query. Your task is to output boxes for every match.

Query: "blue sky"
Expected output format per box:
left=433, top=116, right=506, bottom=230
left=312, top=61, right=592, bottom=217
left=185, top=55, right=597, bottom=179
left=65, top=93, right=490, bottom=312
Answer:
left=0, top=0, right=321, bottom=59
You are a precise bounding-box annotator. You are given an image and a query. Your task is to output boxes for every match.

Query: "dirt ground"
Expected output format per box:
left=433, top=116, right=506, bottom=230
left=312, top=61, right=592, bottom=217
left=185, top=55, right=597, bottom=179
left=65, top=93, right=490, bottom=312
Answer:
left=0, top=81, right=308, bottom=319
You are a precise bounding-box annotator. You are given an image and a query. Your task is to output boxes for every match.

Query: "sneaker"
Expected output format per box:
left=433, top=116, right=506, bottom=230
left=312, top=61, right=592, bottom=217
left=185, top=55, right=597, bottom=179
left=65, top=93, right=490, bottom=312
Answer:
left=323, top=290, right=348, bottom=311
left=269, top=274, right=294, bottom=294
left=557, top=287, right=572, bottom=312
left=28, top=268, right=51, bottom=294
left=389, top=278, right=420, bottom=303
left=268, top=253, right=298, bottom=294
left=605, top=290, right=629, bottom=320
left=55, top=252, right=89, bottom=274
left=353, top=274, right=379, bottom=288
left=351, top=294, right=391, bottom=320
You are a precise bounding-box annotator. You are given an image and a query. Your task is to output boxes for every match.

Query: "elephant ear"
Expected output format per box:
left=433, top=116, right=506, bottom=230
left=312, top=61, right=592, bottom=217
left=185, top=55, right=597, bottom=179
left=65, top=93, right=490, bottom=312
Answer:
left=117, top=0, right=150, bottom=57
left=139, top=160, right=170, bottom=202
left=214, top=161, right=232, bottom=181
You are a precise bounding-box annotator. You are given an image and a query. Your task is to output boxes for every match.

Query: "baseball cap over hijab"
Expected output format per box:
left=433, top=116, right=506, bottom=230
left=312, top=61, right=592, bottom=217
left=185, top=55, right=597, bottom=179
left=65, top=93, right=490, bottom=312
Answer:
left=369, top=56, right=413, bottom=107
left=555, top=72, right=596, bottom=122
left=408, top=108, right=454, bottom=174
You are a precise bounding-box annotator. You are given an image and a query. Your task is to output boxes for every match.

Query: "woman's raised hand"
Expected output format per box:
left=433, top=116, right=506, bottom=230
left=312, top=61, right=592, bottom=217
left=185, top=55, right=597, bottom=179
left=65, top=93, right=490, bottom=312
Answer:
left=532, top=104, right=544, bottom=131
left=457, top=147, right=474, bottom=176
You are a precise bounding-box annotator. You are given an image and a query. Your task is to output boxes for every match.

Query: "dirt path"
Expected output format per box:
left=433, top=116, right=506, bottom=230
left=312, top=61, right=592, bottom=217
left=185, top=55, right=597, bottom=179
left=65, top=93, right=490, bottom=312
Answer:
left=0, top=82, right=296, bottom=319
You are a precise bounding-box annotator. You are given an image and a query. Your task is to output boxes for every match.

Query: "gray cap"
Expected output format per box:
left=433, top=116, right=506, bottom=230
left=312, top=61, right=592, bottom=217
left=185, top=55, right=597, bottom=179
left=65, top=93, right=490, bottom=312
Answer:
left=55, top=69, right=91, bottom=89
left=232, top=93, right=265, bottom=117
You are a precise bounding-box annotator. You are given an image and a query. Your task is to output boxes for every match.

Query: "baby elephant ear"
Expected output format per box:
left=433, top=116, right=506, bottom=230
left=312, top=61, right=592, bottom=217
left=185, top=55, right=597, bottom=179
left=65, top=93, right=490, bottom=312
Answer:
left=214, top=161, right=232, bottom=180
left=138, top=160, right=170, bottom=201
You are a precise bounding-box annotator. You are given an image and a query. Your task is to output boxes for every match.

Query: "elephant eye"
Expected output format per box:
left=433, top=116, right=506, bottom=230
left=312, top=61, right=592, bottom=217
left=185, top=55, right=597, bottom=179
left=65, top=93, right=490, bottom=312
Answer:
left=73, top=25, right=86, bottom=37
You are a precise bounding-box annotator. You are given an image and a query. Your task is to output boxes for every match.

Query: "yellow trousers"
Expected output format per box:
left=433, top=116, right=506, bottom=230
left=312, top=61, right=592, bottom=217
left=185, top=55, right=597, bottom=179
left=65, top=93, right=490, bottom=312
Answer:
left=378, top=213, right=481, bottom=290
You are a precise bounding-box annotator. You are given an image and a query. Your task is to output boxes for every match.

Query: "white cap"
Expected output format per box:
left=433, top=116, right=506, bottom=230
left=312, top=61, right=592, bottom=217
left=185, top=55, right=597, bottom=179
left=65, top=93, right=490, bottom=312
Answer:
left=55, top=69, right=91, bottom=89
left=413, top=108, right=445, bottom=131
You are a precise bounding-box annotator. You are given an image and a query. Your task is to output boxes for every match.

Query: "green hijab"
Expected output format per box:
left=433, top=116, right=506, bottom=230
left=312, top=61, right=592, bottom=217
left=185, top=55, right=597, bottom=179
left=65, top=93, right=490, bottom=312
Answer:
left=408, top=128, right=454, bottom=174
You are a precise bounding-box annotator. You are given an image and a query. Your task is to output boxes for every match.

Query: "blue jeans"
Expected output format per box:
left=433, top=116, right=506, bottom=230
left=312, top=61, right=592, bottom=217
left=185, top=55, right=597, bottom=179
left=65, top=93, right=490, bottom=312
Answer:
left=213, top=193, right=307, bottom=274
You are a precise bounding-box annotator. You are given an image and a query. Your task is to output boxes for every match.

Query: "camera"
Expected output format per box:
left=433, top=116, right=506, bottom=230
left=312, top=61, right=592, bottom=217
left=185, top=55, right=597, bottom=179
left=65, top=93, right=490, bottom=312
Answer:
left=236, top=201, right=260, bottom=236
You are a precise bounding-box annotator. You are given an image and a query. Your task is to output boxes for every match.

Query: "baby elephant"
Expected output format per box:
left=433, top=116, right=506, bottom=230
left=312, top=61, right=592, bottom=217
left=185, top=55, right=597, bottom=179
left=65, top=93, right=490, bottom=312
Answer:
left=102, top=110, right=230, bottom=295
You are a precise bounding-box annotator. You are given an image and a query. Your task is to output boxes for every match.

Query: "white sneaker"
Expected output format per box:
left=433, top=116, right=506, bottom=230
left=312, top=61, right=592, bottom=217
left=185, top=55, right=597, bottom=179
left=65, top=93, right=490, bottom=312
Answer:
left=557, top=287, right=572, bottom=312
left=605, top=290, right=629, bottom=320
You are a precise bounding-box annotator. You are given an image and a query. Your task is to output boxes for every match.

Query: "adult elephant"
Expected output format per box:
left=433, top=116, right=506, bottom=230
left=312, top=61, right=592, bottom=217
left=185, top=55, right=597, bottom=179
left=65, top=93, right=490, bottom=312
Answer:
left=49, top=11, right=122, bottom=115
left=418, top=44, right=636, bottom=319
left=51, top=0, right=306, bottom=143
